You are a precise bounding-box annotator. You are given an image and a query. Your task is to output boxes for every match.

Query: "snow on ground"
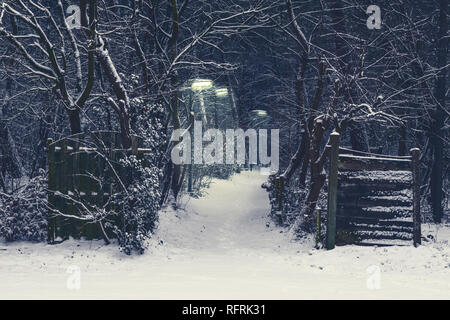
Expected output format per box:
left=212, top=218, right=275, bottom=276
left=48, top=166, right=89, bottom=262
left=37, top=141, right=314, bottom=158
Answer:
left=0, top=171, right=449, bottom=299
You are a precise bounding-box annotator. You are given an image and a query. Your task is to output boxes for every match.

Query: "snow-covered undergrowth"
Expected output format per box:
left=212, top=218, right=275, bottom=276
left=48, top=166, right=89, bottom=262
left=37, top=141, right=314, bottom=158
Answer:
left=0, top=171, right=448, bottom=299
left=0, top=171, right=47, bottom=242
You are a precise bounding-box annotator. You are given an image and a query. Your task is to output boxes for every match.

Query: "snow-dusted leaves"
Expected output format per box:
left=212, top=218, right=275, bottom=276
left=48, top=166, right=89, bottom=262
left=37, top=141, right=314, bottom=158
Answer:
left=107, top=156, right=162, bottom=255
left=0, top=170, right=48, bottom=242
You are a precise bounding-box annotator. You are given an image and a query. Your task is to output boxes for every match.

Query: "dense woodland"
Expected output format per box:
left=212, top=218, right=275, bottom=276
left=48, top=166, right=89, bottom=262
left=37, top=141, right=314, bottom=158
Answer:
left=0, top=0, right=447, bottom=253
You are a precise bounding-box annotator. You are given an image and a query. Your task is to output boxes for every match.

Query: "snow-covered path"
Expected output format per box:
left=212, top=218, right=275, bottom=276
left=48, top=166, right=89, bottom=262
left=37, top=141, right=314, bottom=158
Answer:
left=154, top=171, right=299, bottom=256
left=0, top=171, right=449, bottom=299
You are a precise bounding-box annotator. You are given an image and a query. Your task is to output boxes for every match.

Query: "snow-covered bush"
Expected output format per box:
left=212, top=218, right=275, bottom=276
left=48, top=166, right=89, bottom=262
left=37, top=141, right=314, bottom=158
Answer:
left=265, top=175, right=308, bottom=222
left=0, top=170, right=47, bottom=242
left=108, top=156, right=161, bottom=255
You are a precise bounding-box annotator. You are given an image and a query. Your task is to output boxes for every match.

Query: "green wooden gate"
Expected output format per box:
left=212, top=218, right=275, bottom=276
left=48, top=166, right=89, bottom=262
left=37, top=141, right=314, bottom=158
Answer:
left=47, top=131, right=149, bottom=243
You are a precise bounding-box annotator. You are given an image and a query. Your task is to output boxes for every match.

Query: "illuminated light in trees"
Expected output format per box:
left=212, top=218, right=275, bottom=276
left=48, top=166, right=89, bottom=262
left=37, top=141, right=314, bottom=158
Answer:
left=215, top=88, right=229, bottom=97
left=191, top=79, right=213, bottom=91
left=250, top=110, right=268, bottom=117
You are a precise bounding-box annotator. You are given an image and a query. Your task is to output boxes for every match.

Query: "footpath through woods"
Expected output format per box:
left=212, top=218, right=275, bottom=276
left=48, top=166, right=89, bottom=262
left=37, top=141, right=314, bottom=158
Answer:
left=0, top=171, right=449, bottom=299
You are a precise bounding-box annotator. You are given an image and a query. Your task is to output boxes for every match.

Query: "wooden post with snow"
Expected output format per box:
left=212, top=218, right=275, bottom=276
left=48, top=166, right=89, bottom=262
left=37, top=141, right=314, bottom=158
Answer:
left=326, top=132, right=340, bottom=250
left=411, top=148, right=421, bottom=246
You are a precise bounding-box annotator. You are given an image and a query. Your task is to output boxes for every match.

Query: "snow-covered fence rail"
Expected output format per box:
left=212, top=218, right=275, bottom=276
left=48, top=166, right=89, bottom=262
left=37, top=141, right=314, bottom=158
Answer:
left=47, top=131, right=149, bottom=243
left=326, top=132, right=421, bottom=249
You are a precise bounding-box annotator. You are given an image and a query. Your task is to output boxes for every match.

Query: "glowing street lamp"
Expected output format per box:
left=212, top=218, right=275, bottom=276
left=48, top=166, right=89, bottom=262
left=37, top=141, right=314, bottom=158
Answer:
left=250, top=109, right=268, bottom=117
left=215, top=88, right=229, bottom=97
left=248, top=109, right=269, bottom=171
left=188, top=78, right=213, bottom=193
left=191, top=79, right=213, bottom=91
left=190, top=79, right=213, bottom=126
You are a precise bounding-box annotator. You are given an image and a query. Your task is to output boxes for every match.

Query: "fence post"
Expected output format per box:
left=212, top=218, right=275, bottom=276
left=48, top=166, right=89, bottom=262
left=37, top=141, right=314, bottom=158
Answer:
left=326, top=132, right=340, bottom=250
left=273, top=176, right=284, bottom=225
left=47, top=138, right=55, bottom=243
left=411, top=148, right=421, bottom=247
left=315, top=210, right=321, bottom=247
left=278, top=176, right=284, bottom=223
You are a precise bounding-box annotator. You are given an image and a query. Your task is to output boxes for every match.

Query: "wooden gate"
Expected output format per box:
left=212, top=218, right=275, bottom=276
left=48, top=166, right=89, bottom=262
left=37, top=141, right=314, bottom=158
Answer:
left=326, top=132, right=421, bottom=249
left=47, top=131, right=149, bottom=243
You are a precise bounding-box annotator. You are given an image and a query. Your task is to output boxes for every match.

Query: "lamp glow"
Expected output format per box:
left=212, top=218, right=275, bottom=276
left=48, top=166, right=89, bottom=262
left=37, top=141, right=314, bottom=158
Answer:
left=215, top=88, right=229, bottom=97
left=251, top=109, right=268, bottom=117
left=191, top=79, right=213, bottom=91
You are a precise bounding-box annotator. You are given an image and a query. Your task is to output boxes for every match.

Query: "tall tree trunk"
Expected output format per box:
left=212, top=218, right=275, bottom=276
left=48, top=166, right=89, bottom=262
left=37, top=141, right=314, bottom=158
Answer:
left=68, top=110, right=82, bottom=134
left=304, top=117, right=329, bottom=220
left=430, top=0, right=448, bottom=223
left=227, top=75, right=239, bottom=128
left=168, top=0, right=184, bottom=200
left=328, top=0, right=368, bottom=152
left=1, top=77, right=24, bottom=179
left=398, top=124, right=407, bottom=156
left=1, top=15, right=24, bottom=179
left=96, top=38, right=132, bottom=148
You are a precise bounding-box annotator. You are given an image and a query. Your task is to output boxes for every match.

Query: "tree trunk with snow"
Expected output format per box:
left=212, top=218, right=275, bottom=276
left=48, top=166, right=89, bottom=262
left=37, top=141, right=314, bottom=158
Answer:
left=327, top=0, right=368, bottom=152
left=430, top=0, right=447, bottom=223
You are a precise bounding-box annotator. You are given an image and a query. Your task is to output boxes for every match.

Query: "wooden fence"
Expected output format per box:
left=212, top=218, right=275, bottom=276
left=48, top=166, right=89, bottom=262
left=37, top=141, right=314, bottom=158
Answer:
left=326, top=132, right=421, bottom=249
left=47, top=131, right=151, bottom=243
